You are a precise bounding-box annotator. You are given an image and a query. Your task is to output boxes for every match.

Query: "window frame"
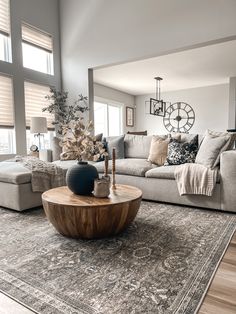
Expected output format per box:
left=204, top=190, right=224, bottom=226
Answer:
left=0, top=0, right=12, bottom=63
left=0, top=72, right=16, bottom=155
left=21, top=22, right=54, bottom=75
left=94, top=96, right=123, bottom=137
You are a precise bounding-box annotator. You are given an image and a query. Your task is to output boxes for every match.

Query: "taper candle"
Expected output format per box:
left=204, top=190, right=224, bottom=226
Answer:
left=112, top=147, right=116, bottom=189
left=104, top=155, right=109, bottom=177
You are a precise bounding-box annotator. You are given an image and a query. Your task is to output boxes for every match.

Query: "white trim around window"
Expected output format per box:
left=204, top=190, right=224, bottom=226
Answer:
left=94, top=96, right=123, bottom=137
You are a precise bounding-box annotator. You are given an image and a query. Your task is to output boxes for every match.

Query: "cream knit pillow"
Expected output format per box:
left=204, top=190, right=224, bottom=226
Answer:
left=148, top=135, right=170, bottom=166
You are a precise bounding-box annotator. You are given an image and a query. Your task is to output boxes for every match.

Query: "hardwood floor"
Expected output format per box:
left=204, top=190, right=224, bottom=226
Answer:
left=0, top=233, right=235, bottom=313
left=199, top=231, right=236, bottom=314
left=0, top=293, right=34, bottom=314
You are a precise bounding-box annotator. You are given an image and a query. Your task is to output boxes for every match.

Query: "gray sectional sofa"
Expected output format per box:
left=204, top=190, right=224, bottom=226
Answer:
left=0, top=134, right=235, bottom=212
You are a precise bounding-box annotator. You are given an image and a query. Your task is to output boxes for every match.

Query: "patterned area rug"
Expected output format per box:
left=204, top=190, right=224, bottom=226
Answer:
left=0, top=202, right=235, bottom=314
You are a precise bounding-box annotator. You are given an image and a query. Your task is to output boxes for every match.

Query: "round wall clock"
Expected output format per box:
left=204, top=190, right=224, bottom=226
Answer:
left=163, top=102, right=195, bottom=133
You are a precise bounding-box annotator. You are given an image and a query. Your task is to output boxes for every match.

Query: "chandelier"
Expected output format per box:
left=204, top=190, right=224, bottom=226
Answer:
left=148, top=77, right=166, bottom=117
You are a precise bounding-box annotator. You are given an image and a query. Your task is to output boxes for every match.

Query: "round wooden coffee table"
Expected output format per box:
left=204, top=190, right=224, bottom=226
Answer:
left=42, top=184, right=142, bottom=239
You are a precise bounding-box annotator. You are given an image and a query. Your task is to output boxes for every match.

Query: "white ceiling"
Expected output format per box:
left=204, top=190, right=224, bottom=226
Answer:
left=94, top=40, right=236, bottom=95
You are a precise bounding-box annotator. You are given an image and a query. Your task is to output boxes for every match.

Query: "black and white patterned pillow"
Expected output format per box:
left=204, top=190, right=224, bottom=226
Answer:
left=165, top=135, right=198, bottom=166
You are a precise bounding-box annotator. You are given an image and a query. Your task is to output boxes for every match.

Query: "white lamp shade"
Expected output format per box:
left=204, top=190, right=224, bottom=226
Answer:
left=30, top=117, right=48, bottom=134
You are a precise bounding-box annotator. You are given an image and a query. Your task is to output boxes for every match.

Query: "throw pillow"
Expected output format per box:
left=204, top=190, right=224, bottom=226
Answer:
left=195, top=129, right=232, bottom=168
left=165, top=135, right=198, bottom=166
left=207, top=129, right=236, bottom=165
left=170, top=132, right=198, bottom=144
left=104, top=135, right=125, bottom=159
left=148, top=135, right=170, bottom=166
left=95, top=133, right=103, bottom=142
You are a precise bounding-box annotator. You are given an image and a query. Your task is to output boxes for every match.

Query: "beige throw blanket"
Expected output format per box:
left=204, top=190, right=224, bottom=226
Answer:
left=174, top=163, right=218, bottom=196
left=23, top=157, right=66, bottom=192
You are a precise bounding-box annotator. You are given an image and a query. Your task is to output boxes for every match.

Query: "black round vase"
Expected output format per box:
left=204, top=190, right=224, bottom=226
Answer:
left=66, top=161, right=99, bottom=195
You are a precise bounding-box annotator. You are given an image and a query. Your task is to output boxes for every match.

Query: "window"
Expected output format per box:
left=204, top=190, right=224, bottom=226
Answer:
left=22, top=23, right=53, bottom=75
left=94, top=101, right=122, bottom=137
left=0, top=0, right=11, bottom=62
left=26, top=129, right=55, bottom=151
left=24, top=81, right=54, bottom=150
left=0, top=74, right=15, bottom=154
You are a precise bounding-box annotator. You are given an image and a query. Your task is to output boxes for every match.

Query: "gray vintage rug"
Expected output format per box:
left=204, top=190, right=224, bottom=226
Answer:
left=0, top=202, right=235, bottom=314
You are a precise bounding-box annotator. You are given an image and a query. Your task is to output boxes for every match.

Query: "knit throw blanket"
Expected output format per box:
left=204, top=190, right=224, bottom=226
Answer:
left=174, top=163, right=218, bottom=196
left=23, top=157, right=66, bottom=192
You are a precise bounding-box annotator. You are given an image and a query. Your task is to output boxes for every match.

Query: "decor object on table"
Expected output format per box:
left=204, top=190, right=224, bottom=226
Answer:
left=126, top=106, right=134, bottom=127
left=112, top=147, right=116, bottom=190
left=42, top=88, right=89, bottom=135
left=62, top=120, right=105, bottom=195
left=165, top=135, right=198, bottom=165
left=66, top=161, right=98, bottom=195
left=30, top=117, right=48, bottom=150
left=163, top=102, right=195, bottom=133
left=195, top=129, right=235, bottom=169
left=42, top=184, right=142, bottom=238
left=102, top=155, right=111, bottom=182
left=145, top=77, right=167, bottom=117
left=104, top=155, right=109, bottom=177
left=93, top=178, right=110, bottom=198
left=60, top=120, right=106, bottom=162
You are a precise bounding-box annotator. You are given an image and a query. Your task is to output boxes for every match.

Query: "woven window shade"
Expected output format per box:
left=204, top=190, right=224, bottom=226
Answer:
left=0, top=74, right=14, bottom=128
left=0, top=0, right=10, bottom=35
left=24, top=81, right=54, bottom=129
left=22, top=24, right=53, bottom=52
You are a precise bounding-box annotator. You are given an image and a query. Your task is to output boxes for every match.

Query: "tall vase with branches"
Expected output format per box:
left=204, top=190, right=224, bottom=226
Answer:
left=42, top=87, right=106, bottom=162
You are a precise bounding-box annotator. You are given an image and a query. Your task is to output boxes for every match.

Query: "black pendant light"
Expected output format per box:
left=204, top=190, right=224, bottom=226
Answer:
left=149, top=77, right=166, bottom=117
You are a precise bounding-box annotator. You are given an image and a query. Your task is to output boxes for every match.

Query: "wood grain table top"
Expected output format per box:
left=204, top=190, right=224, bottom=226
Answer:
left=42, top=185, right=142, bottom=207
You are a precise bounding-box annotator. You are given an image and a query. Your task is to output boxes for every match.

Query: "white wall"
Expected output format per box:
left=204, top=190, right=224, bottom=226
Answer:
left=135, top=84, right=229, bottom=135
left=59, top=0, right=236, bottom=119
left=94, top=83, right=135, bottom=133
left=0, top=0, right=61, bottom=160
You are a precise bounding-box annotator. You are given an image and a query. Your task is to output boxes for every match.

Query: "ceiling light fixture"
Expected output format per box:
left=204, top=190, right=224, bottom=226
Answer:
left=148, top=77, right=166, bottom=117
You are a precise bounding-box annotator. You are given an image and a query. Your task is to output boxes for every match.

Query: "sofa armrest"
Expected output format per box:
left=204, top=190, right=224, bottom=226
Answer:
left=220, top=150, right=236, bottom=212
left=39, top=149, right=52, bottom=162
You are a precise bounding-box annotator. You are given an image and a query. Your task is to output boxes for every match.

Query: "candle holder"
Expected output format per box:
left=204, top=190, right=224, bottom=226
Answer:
left=104, top=155, right=109, bottom=177
left=112, top=147, right=116, bottom=190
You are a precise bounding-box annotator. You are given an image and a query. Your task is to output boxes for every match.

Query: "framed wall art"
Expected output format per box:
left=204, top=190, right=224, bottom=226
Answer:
left=126, top=106, right=134, bottom=127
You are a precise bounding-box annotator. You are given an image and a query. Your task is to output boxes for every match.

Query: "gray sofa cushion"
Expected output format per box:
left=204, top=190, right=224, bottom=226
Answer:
left=146, top=165, right=220, bottom=182
left=94, top=158, right=155, bottom=177
left=0, top=162, right=31, bottom=184
left=145, top=165, right=179, bottom=180
left=124, top=134, right=152, bottom=159
left=105, top=135, right=125, bottom=159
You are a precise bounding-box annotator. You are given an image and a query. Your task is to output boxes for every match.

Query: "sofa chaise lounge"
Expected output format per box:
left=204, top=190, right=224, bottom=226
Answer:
left=0, top=134, right=235, bottom=212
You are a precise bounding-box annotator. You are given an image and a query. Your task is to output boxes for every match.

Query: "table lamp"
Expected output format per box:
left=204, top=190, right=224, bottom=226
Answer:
left=30, top=117, right=48, bottom=150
